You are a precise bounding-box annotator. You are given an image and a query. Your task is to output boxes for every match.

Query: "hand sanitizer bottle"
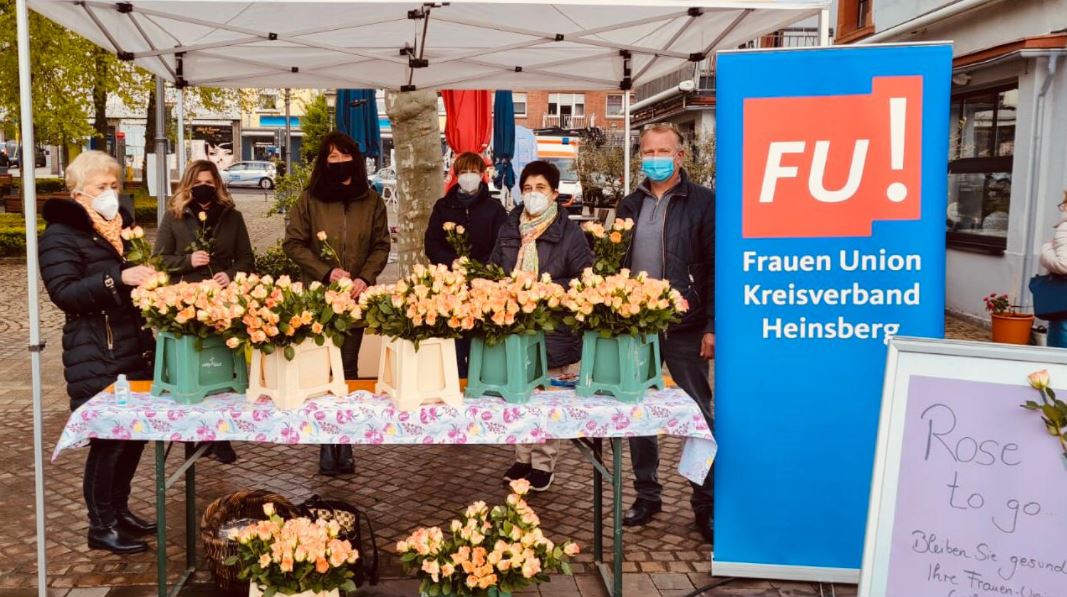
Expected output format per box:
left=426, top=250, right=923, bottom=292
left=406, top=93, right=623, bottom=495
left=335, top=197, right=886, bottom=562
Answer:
left=115, top=374, right=130, bottom=406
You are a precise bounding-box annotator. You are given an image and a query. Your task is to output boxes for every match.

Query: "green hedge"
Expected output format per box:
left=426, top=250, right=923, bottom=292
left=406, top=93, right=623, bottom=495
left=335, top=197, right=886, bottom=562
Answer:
left=12, top=178, right=67, bottom=194
left=0, top=217, right=44, bottom=256
left=133, top=191, right=158, bottom=224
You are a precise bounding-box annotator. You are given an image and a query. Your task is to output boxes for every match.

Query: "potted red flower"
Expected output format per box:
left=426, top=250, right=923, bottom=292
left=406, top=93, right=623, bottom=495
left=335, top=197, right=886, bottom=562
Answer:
left=985, top=293, right=1034, bottom=345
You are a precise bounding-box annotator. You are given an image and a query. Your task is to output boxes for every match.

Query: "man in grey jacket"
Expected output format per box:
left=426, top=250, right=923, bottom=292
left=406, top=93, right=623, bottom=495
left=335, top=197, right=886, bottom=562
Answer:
left=616, top=124, right=715, bottom=544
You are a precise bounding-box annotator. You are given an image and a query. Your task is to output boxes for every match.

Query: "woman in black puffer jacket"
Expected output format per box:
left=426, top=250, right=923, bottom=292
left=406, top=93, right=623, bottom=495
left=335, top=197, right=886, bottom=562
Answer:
left=39, top=150, right=158, bottom=555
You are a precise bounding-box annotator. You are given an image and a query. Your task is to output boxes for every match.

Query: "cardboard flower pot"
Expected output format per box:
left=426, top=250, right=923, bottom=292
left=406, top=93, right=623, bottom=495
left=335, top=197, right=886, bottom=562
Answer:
left=376, top=337, right=463, bottom=412
left=249, top=584, right=339, bottom=597
left=151, top=332, right=248, bottom=404
left=248, top=338, right=348, bottom=410
left=576, top=331, right=663, bottom=403
left=465, top=332, right=550, bottom=403
left=991, top=313, right=1034, bottom=345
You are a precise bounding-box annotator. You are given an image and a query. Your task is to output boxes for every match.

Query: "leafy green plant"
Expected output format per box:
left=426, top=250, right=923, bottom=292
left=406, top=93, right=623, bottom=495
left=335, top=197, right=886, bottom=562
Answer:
left=442, top=222, right=506, bottom=282
left=581, top=218, right=633, bottom=275
left=269, top=161, right=311, bottom=216
left=1023, top=370, right=1067, bottom=465
left=255, top=241, right=303, bottom=280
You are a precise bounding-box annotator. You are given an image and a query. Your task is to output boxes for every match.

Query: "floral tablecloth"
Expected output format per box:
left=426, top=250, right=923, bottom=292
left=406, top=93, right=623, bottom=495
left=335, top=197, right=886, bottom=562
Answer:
left=54, top=388, right=716, bottom=483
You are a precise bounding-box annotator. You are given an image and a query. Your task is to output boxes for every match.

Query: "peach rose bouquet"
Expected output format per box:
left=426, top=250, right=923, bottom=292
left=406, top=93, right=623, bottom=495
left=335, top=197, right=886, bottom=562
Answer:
left=581, top=218, right=633, bottom=275
left=467, top=272, right=566, bottom=346
left=131, top=274, right=239, bottom=339
left=224, top=503, right=359, bottom=596
left=397, top=479, right=579, bottom=596
left=562, top=268, right=688, bottom=337
left=357, top=263, right=475, bottom=347
left=444, top=222, right=507, bottom=282
left=225, top=273, right=363, bottom=360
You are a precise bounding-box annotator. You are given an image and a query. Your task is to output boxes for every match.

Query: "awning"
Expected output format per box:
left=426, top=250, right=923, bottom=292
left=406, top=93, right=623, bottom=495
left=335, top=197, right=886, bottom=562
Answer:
left=27, top=0, right=829, bottom=91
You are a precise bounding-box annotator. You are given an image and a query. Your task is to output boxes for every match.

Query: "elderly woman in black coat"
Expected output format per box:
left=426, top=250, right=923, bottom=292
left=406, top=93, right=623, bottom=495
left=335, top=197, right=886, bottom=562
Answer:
left=490, top=160, right=593, bottom=492
left=39, top=150, right=157, bottom=555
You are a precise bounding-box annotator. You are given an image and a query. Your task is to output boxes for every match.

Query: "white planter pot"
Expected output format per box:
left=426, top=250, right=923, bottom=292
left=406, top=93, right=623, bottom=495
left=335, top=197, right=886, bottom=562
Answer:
left=248, top=338, right=348, bottom=410
left=376, top=336, right=463, bottom=412
left=249, top=583, right=340, bottom=597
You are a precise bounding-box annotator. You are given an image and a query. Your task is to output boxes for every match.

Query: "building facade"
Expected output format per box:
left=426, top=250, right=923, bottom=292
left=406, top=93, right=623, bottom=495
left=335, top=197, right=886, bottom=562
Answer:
left=512, top=91, right=632, bottom=136
left=835, top=0, right=1067, bottom=320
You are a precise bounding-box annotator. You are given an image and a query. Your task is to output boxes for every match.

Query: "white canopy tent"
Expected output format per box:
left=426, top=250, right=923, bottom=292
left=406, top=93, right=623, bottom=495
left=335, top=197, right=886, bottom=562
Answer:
left=15, top=1, right=831, bottom=594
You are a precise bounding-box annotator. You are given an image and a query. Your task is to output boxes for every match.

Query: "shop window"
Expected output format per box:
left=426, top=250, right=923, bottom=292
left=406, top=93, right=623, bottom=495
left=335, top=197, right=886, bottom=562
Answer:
left=946, top=84, right=1017, bottom=252
left=513, top=93, right=528, bottom=117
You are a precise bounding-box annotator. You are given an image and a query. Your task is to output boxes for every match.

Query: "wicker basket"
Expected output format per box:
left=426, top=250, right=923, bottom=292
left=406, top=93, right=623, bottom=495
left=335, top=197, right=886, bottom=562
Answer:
left=200, top=489, right=299, bottom=591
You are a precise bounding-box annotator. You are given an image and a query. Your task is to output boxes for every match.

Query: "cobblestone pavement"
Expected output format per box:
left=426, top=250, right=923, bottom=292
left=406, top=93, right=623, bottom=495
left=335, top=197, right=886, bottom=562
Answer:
left=0, top=191, right=990, bottom=595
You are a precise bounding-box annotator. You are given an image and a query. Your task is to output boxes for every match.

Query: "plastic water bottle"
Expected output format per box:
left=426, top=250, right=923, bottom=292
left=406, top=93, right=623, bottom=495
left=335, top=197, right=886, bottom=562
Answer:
left=115, top=374, right=130, bottom=407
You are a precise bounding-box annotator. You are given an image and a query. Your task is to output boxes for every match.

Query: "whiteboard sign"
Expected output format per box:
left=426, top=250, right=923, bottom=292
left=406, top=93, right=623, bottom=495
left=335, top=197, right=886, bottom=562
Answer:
left=860, top=337, right=1067, bottom=597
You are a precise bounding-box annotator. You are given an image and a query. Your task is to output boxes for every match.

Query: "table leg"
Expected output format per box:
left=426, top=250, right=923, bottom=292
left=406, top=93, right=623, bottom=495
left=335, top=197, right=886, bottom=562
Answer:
left=593, top=438, right=603, bottom=563
left=612, top=437, right=623, bottom=597
left=184, top=443, right=196, bottom=571
left=155, top=441, right=167, bottom=597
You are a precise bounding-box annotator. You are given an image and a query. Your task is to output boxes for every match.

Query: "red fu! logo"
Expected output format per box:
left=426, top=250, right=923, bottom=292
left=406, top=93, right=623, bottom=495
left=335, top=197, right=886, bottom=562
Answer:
left=742, top=76, right=923, bottom=238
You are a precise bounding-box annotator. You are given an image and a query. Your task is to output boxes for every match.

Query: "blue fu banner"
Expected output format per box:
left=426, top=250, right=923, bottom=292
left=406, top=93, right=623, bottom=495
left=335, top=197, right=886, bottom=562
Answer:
left=713, top=44, right=952, bottom=581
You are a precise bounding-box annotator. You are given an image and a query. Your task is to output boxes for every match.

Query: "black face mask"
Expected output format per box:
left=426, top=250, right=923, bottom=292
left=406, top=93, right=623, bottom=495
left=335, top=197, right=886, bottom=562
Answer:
left=191, top=184, right=217, bottom=205
left=324, top=160, right=356, bottom=184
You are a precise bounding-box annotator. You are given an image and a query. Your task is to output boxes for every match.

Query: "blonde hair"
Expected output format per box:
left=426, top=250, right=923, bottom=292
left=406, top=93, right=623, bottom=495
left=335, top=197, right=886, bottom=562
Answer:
left=639, top=123, right=685, bottom=148
left=169, top=160, right=234, bottom=218
left=65, top=150, right=122, bottom=194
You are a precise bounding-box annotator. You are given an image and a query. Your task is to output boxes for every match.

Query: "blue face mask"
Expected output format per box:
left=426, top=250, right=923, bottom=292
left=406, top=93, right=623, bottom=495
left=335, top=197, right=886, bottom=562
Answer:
left=642, top=156, right=676, bottom=182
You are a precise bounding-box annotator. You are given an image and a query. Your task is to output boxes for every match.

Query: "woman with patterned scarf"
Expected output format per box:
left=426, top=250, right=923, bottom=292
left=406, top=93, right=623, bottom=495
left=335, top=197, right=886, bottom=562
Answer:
left=490, top=160, right=593, bottom=492
left=39, top=151, right=158, bottom=554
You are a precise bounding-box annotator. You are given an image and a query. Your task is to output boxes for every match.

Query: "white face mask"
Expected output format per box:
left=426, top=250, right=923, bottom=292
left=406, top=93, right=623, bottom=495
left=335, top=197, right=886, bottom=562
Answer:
left=523, top=192, right=552, bottom=216
left=457, top=173, right=482, bottom=194
left=84, top=189, right=120, bottom=221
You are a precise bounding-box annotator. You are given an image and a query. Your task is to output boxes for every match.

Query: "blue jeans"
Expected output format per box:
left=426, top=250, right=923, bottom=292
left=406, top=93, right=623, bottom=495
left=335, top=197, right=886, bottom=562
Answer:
left=1048, top=319, right=1067, bottom=348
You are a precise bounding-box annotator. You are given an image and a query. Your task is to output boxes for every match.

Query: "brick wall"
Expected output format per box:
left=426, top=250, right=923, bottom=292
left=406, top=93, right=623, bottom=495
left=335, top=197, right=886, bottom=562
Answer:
left=513, top=90, right=629, bottom=130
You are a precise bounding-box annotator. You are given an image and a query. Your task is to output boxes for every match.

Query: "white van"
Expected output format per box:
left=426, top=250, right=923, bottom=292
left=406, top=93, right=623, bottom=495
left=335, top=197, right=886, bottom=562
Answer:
left=535, top=136, right=582, bottom=204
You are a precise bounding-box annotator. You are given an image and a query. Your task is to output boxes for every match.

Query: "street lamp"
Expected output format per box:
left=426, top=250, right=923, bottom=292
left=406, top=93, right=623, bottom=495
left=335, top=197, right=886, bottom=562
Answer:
left=324, top=91, right=337, bottom=127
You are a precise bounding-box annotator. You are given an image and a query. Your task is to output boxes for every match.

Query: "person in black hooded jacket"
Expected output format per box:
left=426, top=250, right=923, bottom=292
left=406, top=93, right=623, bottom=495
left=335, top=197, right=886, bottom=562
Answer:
left=38, top=150, right=158, bottom=555
left=425, top=152, right=508, bottom=376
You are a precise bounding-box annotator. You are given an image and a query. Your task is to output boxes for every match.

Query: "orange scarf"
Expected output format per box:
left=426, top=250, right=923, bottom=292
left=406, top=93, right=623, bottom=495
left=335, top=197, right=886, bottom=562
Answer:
left=74, top=197, right=124, bottom=255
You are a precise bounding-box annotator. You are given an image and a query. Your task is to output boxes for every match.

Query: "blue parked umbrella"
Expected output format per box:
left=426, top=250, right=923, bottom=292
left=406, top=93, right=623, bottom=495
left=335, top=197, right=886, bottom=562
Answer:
left=492, top=90, right=516, bottom=191
left=334, top=89, right=382, bottom=158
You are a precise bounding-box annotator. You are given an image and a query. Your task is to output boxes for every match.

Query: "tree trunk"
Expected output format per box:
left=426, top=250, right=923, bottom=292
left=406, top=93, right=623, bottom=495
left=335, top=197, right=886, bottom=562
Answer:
left=385, top=89, right=442, bottom=275
left=92, top=50, right=109, bottom=149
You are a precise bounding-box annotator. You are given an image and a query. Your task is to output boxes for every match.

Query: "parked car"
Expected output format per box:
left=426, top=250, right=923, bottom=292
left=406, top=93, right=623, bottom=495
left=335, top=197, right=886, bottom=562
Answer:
left=5, top=142, right=47, bottom=169
left=221, top=161, right=276, bottom=189
left=369, top=167, right=395, bottom=194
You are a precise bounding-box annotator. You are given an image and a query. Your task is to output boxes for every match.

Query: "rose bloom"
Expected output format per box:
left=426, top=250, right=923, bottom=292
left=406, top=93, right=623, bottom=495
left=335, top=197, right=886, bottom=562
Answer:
left=198, top=211, right=208, bottom=222
left=317, top=230, right=328, bottom=241
left=442, top=221, right=455, bottom=232
left=226, top=337, right=240, bottom=349
left=455, top=225, right=465, bottom=235
left=564, top=542, right=580, bottom=556
left=1028, top=369, right=1050, bottom=390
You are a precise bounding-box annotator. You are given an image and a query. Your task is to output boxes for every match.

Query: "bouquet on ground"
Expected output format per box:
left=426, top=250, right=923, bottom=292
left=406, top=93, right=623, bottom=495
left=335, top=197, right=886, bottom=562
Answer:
left=226, top=273, right=363, bottom=360
left=467, top=272, right=565, bottom=346
left=581, top=218, right=634, bottom=275
left=131, top=274, right=238, bottom=339
left=397, top=479, right=579, bottom=596
left=562, top=268, right=688, bottom=337
left=357, top=263, right=475, bottom=348
left=122, top=225, right=165, bottom=270
left=443, top=222, right=506, bottom=281
left=225, top=503, right=359, bottom=597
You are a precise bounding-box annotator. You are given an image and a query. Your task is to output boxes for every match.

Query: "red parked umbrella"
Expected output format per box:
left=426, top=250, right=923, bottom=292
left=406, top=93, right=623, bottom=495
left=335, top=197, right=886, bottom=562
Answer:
left=442, top=90, right=492, bottom=189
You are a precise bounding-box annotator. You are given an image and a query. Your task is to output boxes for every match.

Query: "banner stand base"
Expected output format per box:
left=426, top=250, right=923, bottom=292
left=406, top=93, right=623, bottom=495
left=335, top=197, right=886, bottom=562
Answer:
left=710, top=561, right=859, bottom=584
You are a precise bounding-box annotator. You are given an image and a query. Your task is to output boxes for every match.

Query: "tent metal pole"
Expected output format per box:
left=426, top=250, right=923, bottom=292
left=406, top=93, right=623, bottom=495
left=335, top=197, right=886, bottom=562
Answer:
left=155, top=77, right=168, bottom=224
left=176, top=87, right=186, bottom=175
left=819, top=8, right=831, bottom=46
left=15, top=0, right=48, bottom=594
left=623, top=90, right=632, bottom=195
left=284, top=89, right=292, bottom=174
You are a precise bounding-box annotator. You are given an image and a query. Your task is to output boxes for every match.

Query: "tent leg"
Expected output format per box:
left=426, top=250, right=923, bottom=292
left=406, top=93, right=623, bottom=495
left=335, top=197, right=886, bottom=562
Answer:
left=16, top=0, right=49, bottom=594
left=155, top=76, right=168, bottom=225
left=176, top=88, right=186, bottom=175
left=623, top=90, right=632, bottom=195
left=284, top=88, right=292, bottom=174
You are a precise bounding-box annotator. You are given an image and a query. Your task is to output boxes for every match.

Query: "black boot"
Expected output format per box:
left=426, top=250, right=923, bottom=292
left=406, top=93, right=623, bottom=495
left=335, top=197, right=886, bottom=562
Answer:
left=319, top=444, right=337, bottom=475
left=117, top=509, right=157, bottom=535
left=88, top=525, right=148, bottom=554
left=209, top=441, right=238, bottom=464
left=334, top=445, right=354, bottom=475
